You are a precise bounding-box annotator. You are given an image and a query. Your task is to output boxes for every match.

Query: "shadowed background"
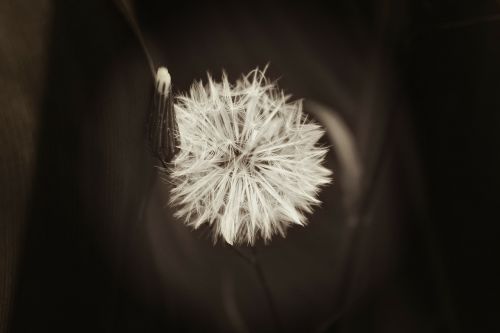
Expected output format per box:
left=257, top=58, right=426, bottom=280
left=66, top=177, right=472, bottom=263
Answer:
left=1, top=0, right=499, bottom=332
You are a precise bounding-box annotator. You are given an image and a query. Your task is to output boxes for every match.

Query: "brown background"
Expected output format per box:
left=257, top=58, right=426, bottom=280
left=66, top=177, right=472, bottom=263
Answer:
left=1, top=0, right=499, bottom=332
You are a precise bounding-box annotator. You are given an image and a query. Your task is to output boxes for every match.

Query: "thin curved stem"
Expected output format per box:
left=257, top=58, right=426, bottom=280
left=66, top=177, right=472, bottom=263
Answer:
left=112, top=0, right=156, bottom=78
left=230, top=246, right=282, bottom=332
left=251, top=247, right=282, bottom=333
left=229, top=246, right=254, bottom=265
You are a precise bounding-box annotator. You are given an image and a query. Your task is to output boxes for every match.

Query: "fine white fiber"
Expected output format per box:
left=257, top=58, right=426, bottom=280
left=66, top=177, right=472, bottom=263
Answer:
left=168, top=67, right=332, bottom=245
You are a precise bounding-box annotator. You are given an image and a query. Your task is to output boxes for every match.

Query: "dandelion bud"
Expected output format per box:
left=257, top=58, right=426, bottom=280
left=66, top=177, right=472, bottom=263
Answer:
left=149, top=66, right=178, bottom=165
left=156, top=67, right=171, bottom=96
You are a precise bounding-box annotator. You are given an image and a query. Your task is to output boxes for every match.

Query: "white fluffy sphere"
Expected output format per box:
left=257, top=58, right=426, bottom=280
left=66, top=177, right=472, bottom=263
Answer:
left=168, top=68, right=332, bottom=245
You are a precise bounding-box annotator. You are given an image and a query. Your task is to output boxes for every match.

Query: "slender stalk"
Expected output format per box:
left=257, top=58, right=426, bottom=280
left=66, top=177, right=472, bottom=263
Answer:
left=230, top=246, right=282, bottom=332
left=113, top=0, right=156, bottom=78
left=251, top=247, right=282, bottom=333
left=229, top=246, right=254, bottom=265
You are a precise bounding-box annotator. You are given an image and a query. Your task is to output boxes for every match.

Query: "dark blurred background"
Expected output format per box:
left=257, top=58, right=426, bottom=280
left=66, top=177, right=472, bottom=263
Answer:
left=1, top=0, right=499, bottom=332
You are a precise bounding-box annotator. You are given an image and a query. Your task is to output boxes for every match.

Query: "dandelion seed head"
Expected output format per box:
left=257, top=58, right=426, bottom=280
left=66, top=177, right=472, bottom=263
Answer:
left=169, top=68, right=332, bottom=245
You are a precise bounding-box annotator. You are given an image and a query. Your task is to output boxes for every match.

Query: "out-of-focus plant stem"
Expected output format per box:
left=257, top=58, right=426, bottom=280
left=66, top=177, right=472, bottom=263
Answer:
left=231, top=246, right=282, bottom=332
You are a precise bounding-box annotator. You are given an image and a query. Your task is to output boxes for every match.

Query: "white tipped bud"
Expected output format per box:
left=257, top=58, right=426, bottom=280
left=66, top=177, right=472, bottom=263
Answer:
left=156, top=66, right=171, bottom=96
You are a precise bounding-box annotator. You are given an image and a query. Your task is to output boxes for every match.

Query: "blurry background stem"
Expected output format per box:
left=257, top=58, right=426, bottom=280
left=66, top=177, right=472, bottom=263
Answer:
left=113, top=0, right=156, bottom=77
left=231, top=246, right=282, bottom=333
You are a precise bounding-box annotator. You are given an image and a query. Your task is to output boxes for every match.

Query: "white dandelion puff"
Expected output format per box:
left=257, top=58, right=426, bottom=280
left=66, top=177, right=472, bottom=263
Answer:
left=168, top=67, right=332, bottom=245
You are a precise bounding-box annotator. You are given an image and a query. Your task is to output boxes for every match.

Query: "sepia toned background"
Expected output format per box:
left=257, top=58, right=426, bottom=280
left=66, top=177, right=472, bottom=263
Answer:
left=1, top=0, right=499, bottom=332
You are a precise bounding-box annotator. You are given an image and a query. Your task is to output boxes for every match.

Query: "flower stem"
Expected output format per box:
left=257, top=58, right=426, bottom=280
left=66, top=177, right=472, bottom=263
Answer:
left=230, top=246, right=282, bottom=332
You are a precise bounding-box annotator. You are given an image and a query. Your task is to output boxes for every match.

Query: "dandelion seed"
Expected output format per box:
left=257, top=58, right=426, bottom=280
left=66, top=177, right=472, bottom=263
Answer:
left=168, top=67, right=332, bottom=245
